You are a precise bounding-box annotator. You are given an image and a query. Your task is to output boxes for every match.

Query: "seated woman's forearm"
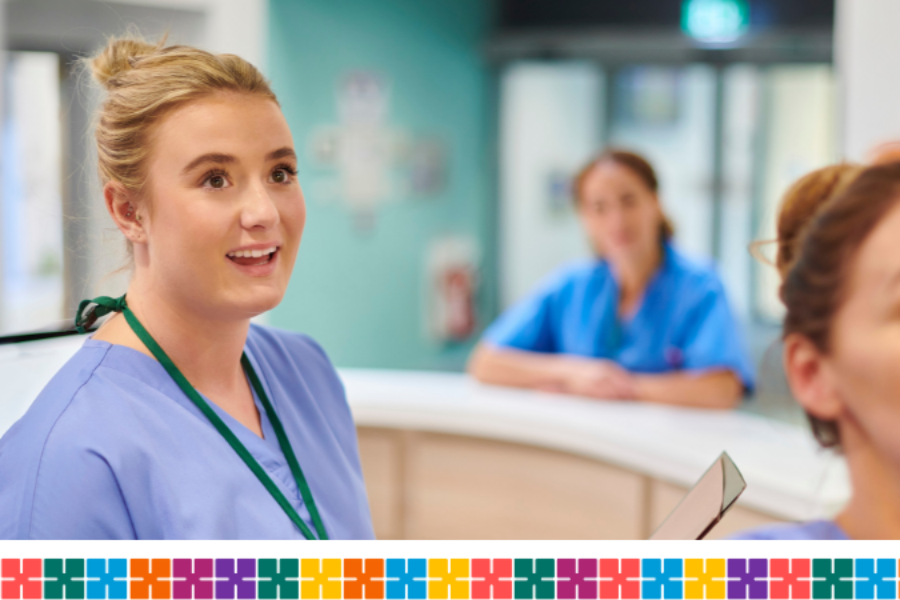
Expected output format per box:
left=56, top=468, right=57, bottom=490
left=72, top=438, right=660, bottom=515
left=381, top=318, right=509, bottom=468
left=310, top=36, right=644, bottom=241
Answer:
left=469, top=344, right=643, bottom=399
left=469, top=344, right=744, bottom=407
left=467, top=343, right=569, bottom=390
left=632, top=370, right=743, bottom=409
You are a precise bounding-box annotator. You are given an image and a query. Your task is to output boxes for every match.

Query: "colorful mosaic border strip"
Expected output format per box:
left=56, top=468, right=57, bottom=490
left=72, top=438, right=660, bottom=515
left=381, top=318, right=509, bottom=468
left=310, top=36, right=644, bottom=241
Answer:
left=0, top=558, right=895, bottom=600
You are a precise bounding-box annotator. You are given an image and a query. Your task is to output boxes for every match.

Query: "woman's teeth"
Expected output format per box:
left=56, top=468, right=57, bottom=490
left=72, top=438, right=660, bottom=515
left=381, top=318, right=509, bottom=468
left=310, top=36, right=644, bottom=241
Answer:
left=227, top=246, right=277, bottom=259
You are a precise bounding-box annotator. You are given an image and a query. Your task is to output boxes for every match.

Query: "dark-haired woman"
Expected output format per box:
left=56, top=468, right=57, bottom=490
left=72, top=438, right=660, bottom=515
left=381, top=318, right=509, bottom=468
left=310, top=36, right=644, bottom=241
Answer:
left=735, top=162, right=900, bottom=539
left=468, top=150, right=753, bottom=408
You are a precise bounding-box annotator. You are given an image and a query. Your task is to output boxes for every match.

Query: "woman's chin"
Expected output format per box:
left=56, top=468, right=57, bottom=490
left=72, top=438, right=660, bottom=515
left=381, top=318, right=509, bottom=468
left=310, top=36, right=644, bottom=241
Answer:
left=604, top=246, right=636, bottom=263
left=606, top=241, right=653, bottom=263
left=226, top=289, right=285, bottom=320
left=250, top=297, right=283, bottom=318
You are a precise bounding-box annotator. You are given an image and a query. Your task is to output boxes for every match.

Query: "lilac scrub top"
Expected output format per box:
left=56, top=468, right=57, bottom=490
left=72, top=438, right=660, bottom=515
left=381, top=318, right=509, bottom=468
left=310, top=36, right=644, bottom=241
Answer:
left=730, top=520, right=850, bottom=540
left=483, top=243, right=755, bottom=390
left=0, top=325, right=375, bottom=540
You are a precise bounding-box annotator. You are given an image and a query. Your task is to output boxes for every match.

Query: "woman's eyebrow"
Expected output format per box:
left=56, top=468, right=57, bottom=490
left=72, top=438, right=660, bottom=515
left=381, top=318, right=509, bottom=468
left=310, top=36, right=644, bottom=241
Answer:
left=182, top=153, right=236, bottom=174
left=266, top=147, right=296, bottom=161
left=181, top=148, right=294, bottom=174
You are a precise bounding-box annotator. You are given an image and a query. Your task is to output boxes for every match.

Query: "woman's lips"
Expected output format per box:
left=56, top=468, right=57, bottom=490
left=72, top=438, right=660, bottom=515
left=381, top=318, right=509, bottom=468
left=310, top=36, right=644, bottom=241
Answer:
left=227, top=248, right=279, bottom=275
left=229, top=252, right=275, bottom=266
left=226, top=244, right=279, bottom=263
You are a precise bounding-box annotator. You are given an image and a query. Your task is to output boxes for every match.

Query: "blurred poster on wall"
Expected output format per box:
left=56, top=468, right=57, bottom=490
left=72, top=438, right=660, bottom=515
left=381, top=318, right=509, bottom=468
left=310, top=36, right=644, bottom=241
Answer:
left=308, top=72, right=448, bottom=231
left=544, top=168, right=574, bottom=214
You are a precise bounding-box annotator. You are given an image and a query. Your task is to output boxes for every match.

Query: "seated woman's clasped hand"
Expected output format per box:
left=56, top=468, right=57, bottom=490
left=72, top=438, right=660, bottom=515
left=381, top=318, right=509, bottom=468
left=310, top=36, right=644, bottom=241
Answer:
left=536, top=356, right=636, bottom=399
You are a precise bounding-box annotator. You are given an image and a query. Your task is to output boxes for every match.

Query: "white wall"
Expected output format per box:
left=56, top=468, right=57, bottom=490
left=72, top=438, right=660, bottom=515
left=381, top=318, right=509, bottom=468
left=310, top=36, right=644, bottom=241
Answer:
left=757, top=67, right=836, bottom=320
left=719, top=65, right=759, bottom=320
left=113, top=0, right=269, bottom=70
left=202, top=0, right=268, bottom=72
left=6, top=0, right=267, bottom=69
left=498, top=62, right=599, bottom=307
left=836, top=0, right=900, bottom=160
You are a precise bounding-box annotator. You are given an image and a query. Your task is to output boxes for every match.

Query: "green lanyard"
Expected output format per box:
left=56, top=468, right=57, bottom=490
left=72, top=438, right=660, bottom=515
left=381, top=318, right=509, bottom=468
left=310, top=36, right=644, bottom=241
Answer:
left=75, top=295, right=329, bottom=540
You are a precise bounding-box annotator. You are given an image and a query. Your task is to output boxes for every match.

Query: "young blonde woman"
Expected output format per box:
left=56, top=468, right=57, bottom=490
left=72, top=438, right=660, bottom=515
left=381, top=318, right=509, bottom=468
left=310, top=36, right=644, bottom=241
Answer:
left=0, top=37, right=374, bottom=539
left=735, top=162, right=900, bottom=539
left=469, top=150, right=753, bottom=408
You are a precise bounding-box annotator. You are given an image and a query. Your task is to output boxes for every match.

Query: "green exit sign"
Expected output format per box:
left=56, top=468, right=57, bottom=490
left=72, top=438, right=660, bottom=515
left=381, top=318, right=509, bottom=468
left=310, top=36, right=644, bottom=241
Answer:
left=682, top=0, right=750, bottom=44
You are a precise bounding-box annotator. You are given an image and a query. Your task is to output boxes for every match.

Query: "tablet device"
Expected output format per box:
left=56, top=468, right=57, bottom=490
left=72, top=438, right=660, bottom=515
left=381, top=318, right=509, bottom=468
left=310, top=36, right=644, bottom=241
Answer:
left=649, top=451, right=746, bottom=540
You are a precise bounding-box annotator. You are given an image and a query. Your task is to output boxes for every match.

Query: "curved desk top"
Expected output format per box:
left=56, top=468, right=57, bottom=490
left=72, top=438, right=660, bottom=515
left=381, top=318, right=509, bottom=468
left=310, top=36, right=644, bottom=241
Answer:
left=341, top=369, right=850, bottom=522
left=0, top=336, right=850, bottom=524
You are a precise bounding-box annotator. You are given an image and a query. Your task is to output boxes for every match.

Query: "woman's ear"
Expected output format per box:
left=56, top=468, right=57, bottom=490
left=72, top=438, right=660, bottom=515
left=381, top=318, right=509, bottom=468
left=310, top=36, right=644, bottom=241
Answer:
left=104, top=181, right=145, bottom=243
left=783, top=332, right=843, bottom=421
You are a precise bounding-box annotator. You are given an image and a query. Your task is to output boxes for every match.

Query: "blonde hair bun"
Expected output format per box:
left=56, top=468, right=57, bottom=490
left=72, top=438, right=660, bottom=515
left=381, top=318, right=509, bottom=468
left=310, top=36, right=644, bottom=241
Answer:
left=90, top=35, right=165, bottom=89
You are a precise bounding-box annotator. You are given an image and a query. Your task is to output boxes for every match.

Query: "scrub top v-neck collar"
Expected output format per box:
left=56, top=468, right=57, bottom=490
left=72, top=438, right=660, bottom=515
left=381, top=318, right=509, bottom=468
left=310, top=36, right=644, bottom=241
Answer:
left=604, top=244, right=671, bottom=349
left=84, top=338, right=315, bottom=526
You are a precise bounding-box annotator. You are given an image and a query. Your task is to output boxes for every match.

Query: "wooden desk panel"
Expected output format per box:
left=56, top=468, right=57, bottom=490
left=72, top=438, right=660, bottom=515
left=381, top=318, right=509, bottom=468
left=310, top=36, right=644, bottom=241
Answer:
left=358, top=426, right=780, bottom=540
left=357, top=427, right=404, bottom=540
left=404, top=432, right=646, bottom=540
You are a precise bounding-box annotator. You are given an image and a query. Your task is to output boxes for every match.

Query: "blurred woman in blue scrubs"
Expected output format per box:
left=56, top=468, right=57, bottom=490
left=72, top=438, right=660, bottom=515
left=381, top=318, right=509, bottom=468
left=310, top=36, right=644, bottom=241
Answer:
left=469, top=150, right=753, bottom=408
left=0, top=37, right=373, bottom=539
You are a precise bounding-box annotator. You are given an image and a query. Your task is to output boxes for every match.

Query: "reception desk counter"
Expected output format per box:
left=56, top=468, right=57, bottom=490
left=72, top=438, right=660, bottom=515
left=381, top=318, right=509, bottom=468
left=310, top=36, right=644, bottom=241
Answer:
left=344, top=369, right=850, bottom=540
left=0, top=337, right=850, bottom=540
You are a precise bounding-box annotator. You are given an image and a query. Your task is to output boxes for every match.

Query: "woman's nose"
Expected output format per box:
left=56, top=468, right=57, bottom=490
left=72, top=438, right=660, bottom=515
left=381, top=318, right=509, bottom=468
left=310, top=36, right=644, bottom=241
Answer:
left=606, top=205, right=627, bottom=229
left=241, top=181, right=280, bottom=230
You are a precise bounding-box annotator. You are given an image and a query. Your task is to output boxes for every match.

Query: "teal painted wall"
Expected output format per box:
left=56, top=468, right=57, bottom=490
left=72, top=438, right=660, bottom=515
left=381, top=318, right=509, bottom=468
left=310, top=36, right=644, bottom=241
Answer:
left=267, top=0, right=496, bottom=370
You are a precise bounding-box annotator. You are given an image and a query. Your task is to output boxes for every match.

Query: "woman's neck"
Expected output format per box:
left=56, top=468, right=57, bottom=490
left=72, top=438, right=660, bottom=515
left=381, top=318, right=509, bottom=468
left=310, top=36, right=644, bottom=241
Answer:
left=835, top=413, right=900, bottom=539
left=93, top=279, right=252, bottom=406
left=609, top=243, right=663, bottom=315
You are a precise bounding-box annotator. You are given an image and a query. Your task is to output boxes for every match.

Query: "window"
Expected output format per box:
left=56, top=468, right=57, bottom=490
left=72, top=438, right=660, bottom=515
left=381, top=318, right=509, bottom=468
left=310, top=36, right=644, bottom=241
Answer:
left=1, top=52, right=65, bottom=335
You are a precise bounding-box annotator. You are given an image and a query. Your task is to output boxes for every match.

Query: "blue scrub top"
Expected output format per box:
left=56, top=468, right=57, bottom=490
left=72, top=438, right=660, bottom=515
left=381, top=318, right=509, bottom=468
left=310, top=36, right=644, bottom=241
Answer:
left=0, top=325, right=375, bottom=540
left=484, top=244, right=755, bottom=390
left=729, top=520, right=849, bottom=540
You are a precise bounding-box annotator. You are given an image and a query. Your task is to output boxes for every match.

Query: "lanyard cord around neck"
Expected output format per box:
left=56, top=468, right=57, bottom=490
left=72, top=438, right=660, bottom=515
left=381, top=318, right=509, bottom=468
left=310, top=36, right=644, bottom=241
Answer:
left=75, top=295, right=329, bottom=540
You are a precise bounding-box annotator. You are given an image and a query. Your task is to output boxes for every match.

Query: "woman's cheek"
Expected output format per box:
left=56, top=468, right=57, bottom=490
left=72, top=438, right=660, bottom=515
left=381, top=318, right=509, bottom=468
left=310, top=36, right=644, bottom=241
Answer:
left=857, top=398, right=900, bottom=466
left=838, top=331, right=900, bottom=449
left=289, top=195, right=307, bottom=234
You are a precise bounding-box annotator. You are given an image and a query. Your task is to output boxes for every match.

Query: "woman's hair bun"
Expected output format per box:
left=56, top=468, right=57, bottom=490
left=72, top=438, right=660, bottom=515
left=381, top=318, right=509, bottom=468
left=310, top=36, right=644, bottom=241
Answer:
left=90, top=34, right=165, bottom=89
left=89, top=29, right=275, bottom=194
